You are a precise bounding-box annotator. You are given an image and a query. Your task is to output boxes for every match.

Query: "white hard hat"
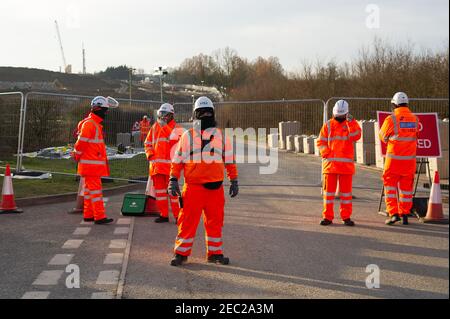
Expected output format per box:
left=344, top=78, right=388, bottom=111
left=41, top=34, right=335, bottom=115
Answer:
left=194, top=96, right=214, bottom=111
left=391, top=92, right=409, bottom=105
left=333, top=100, right=349, bottom=116
left=91, top=96, right=119, bottom=109
left=158, top=103, right=175, bottom=114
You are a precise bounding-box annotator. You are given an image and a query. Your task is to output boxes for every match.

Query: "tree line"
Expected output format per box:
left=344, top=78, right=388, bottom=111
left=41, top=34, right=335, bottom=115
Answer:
left=168, top=38, right=449, bottom=100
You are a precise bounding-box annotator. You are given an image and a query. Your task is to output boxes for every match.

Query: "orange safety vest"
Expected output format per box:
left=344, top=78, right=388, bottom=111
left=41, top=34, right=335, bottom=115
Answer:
left=317, top=118, right=362, bottom=175
left=140, top=119, right=151, bottom=136
left=171, top=128, right=238, bottom=184
left=74, top=113, right=109, bottom=177
left=379, top=106, right=420, bottom=176
left=144, top=120, right=183, bottom=176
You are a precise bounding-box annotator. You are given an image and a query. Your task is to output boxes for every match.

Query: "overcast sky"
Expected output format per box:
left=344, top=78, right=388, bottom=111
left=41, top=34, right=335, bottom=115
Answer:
left=0, top=0, right=448, bottom=74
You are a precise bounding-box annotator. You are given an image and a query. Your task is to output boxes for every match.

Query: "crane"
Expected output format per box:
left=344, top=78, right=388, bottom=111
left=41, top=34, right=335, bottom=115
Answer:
left=54, top=20, right=72, bottom=73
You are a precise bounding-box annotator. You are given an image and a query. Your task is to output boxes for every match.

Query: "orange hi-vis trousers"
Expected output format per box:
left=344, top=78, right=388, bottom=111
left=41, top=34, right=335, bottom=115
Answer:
left=323, top=174, right=353, bottom=221
left=83, top=176, right=106, bottom=221
left=383, top=172, right=414, bottom=217
left=152, top=174, right=180, bottom=219
left=174, top=183, right=225, bottom=257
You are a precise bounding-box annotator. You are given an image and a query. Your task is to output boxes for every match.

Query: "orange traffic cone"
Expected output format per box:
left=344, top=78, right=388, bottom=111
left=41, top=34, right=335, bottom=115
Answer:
left=423, top=171, right=448, bottom=224
left=68, top=177, right=84, bottom=214
left=1, top=164, right=23, bottom=214
left=144, top=176, right=159, bottom=215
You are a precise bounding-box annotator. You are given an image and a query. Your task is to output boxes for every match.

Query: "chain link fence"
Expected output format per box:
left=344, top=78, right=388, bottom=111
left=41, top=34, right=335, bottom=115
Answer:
left=0, top=92, right=24, bottom=171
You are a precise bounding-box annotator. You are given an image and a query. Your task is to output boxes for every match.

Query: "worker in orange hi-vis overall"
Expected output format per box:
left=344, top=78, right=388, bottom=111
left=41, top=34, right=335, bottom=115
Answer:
left=380, top=92, right=420, bottom=226
left=73, top=96, right=119, bottom=225
left=144, top=103, right=183, bottom=223
left=167, top=96, right=239, bottom=267
left=317, top=100, right=362, bottom=226
left=140, top=115, right=151, bottom=142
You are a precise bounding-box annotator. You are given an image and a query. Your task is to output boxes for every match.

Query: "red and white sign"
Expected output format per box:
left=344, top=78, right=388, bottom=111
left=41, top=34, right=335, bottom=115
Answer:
left=377, top=112, right=442, bottom=158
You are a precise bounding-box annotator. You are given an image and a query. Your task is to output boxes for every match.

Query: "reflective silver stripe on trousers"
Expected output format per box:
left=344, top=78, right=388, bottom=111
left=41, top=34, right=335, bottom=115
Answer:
left=90, top=190, right=102, bottom=195
left=386, top=154, right=416, bottom=160
left=340, top=193, right=352, bottom=197
left=84, top=196, right=91, bottom=200
left=324, top=200, right=334, bottom=204
left=325, top=192, right=335, bottom=197
left=176, top=237, right=194, bottom=244
left=399, top=190, right=414, bottom=195
left=153, top=159, right=172, bottom=164
left=385, top=186, right=397, bottom=191
left=341, top=200, right=352, bottom=205
left=324, top=158, right=354, bottom=163
left=175, top=246, right=192, bottom=253
left=399, top=198, right=413, bottom=203
left=156, top=197, right=167, bottom=201
left=206, top=237, right=222, bottom=243
left=385, top=194, right=397, bottom=199
left=79, top=160, right=107, bottom=165
left=92, top=197, right=103, bottom=203
left=208, top=246, right=223, bottom=252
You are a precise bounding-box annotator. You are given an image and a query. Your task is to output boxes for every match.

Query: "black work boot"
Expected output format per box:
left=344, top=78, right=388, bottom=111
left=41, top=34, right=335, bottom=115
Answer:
left=343, top=219, right=355, bottom=227
left=95, top=218, right=114, bottom=225
left=155, top=216, right=169, bottom=223
left=170, top=254, right=188, bottom=266
left=320, top=219, right=333, bottom=226
left=385, top=214, right=401, bottom=226
left=402, top=215, right=409, bottom=225
left=207, top=254, right=230, bottom=265
left=83, top=218, right=95, bottom=222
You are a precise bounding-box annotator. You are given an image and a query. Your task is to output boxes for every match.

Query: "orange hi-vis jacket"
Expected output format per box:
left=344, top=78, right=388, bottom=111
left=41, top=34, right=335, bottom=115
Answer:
left=379, top=106, right=420, bottom=176
left=317, top=118, right=362, bottom=175
left=140, top=119, right=151, bottom=136
left=170, top=128, right=238, bottom=184
left=145, top=120, right=183, bottom=176
left=74, top=113, right=109, bottom=177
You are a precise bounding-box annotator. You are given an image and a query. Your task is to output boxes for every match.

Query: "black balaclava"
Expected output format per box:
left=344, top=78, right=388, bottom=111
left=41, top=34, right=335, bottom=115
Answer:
left=334, top=116, right=346, bottom=123
left=194, top=107, right=216, bottom=131
left=92, top=107, right=108, bottom=120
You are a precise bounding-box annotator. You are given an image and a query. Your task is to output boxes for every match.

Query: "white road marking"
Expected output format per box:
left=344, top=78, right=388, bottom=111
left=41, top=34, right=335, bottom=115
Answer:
left=48, top=254, right=74, bottom=266
left=33, top=270, right=64, bottom=286
left=96, top=270, right=120, bottom=285
left=91, top=292, right=114, bottom=299
left=104, top=253, right=124, bottom=265
left=114, top=227, right=130, bottom=235
left=109, top=239, right=127, bottom=249
left=117, top=218, right=131, bottom=225
left=73, top=227, right=91, bottom=235
left=21, top=291, right=50, bottom=299
left=62, top=239, right=84, bottom=249
left=80, top=220, right=93, bottom=225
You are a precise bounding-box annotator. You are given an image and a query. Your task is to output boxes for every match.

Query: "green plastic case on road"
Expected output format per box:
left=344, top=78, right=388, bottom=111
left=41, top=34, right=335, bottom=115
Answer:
left=121, top=193, right=147, bottom=216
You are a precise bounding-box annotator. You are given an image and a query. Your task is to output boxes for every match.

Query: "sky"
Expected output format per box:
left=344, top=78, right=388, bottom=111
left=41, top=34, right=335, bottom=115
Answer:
left=0, top=0, right=448, bottom=74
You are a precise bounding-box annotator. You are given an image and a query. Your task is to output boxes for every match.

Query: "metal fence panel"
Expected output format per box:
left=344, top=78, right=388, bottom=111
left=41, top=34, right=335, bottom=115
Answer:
left=0, top=92, right=24, bottom=171
left=20, top=92, right=162, bottom=182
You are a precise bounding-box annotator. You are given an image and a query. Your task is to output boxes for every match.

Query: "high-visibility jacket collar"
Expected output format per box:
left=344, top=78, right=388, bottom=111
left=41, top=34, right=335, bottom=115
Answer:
left=394, top=106, right=411, bottom=115
left=88, top=112, right=104, bottom=125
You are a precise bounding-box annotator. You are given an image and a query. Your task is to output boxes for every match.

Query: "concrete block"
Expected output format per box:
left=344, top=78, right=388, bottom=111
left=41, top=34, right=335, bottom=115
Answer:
left=294, top=135, right=304, bottom=153
left=286, top=135, right=295, bottom=152
left=356, top=142, right=376, bottom=165
left=439, top=119, right=449, bottom=151
left=279, top=121, right=301, bottom=150
left=358, top=120, right=376, bottom=144
left=116, top=133, right=131, bottom=147
left=314, top=138, right=321, bottom=156
left=303, top=136, right=316, bottom=154
left=428, top=150, right=449, bottom=179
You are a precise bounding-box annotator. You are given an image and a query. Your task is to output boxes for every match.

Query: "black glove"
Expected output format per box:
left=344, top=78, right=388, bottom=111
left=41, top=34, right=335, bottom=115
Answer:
left=346, top=113, right=354, bottom=122
left=229, top=180, right=239, bottom=198
left=168, top=178, right=181, bottom=197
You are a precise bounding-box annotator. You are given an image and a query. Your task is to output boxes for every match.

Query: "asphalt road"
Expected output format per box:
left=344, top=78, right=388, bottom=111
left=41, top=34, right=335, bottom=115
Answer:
left=0, top=151, right=448, bottom=299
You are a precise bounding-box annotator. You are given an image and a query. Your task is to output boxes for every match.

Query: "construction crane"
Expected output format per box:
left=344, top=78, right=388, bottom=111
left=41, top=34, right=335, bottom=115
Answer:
left=54, top=20, right=72, bottom=73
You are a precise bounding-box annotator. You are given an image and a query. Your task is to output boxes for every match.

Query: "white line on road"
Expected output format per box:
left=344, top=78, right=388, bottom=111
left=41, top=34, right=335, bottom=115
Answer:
left=116, top=217, right=135, bottom=299
left=73, top=227, right=91, bottom=235
left=48, top=254, right=74, bottom=266
left=104, top=253, right=124, bottom=265
left=117, top=218, right=131, bottom=225
left=62, top=239, right=84, bottom=249
left=33, top=270, right=64, bottom=286
left=114, top=227, right=130, bottom=235
left=96, top=270, right=120, bottom=285
left=109, top=239, right=127, bottom=249
left=91, top=292, right=115, bottom=299
left=21, top=291, right=50, bottom=299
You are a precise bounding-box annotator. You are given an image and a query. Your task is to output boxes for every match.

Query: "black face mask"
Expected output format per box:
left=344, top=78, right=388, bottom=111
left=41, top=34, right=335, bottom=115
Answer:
left=334, top=117, right=346, bottom=123
left=194, top=108, right=216, bottom=130
left=92, top=107, right=108, bottom=120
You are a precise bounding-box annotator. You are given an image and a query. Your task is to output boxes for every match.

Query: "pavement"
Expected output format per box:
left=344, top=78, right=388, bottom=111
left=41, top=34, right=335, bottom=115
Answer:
left=0, top=151, right=448, bottom=299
